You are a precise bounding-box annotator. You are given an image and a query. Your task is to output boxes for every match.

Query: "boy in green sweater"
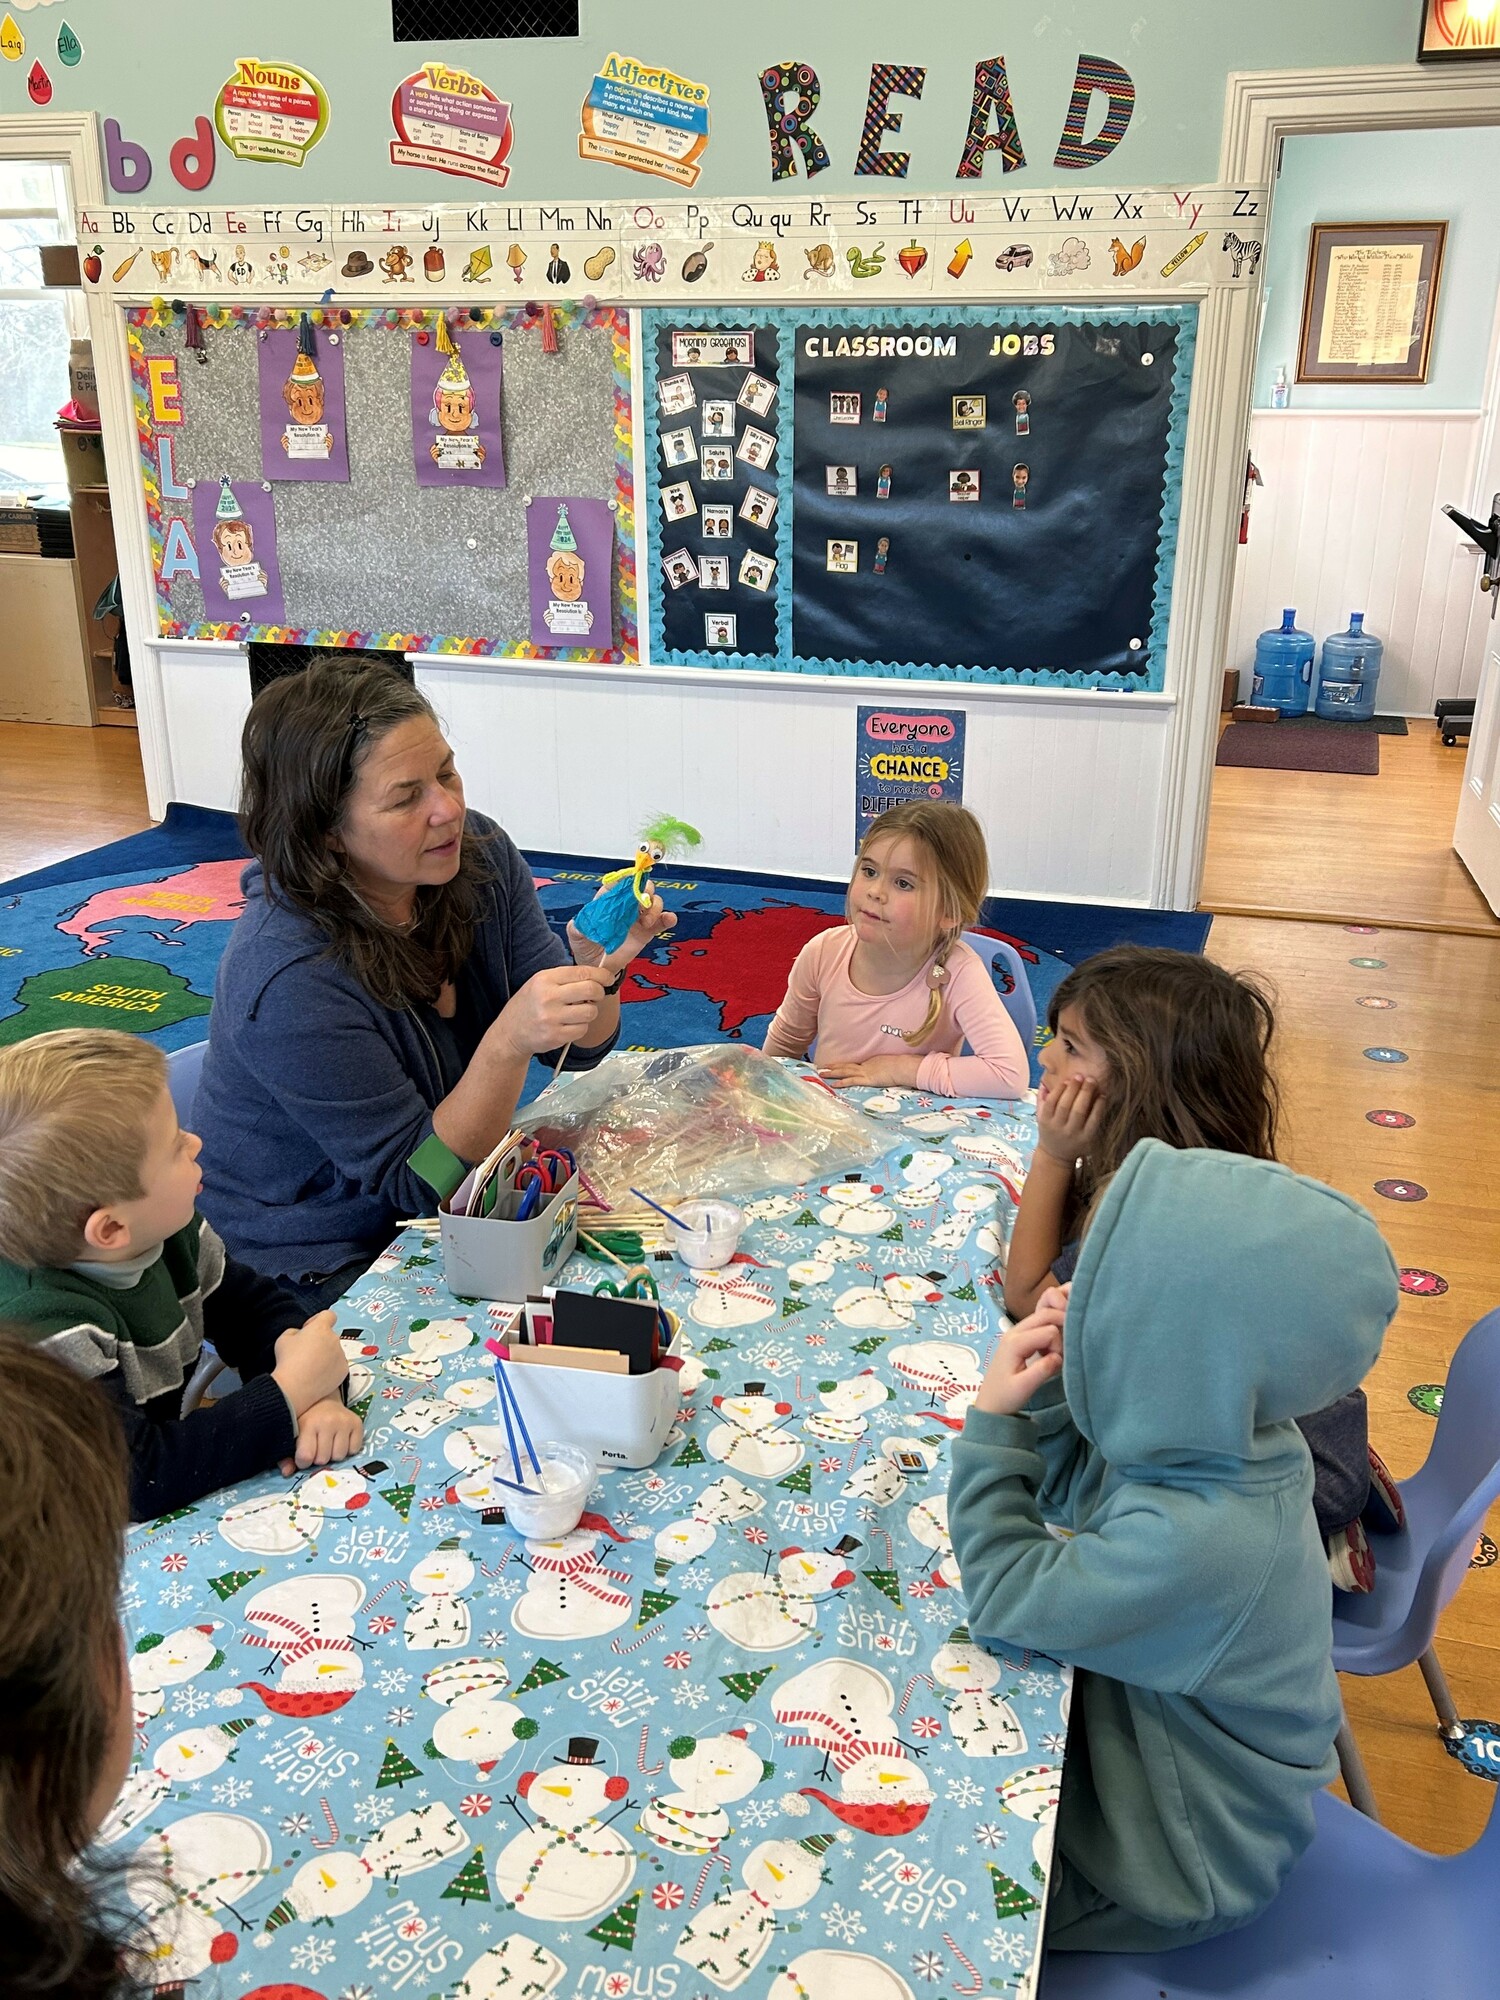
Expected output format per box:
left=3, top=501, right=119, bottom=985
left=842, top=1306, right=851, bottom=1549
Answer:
left=0, top=1029, right=361, bottom=1521
left=950, top=1138, right=1397, bottom=1951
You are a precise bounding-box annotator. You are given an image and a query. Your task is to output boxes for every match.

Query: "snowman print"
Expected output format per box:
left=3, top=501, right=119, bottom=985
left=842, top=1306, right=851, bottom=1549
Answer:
left=100, top=1717, right=256, bottom=1843
left=768, top=1951, right=918, bottom=2000
left=219, top=1459, right=380, bottom=1556
left=639, top=1727, right=770, bottom=1855
left=240, top=1573, right=367, bottom=1715
left=675, top=1833, right=832, bottom=1990
left=689, top=1269, right=778, bottom=1330
left=803, top=1370, right=889, bottom=1443
left=654, top=1475, right=765, bottom=1576
left=818, top=1178, right=897, bottom=1233
left=129, top=1621, right=224, bottom=1725
left=444, top=1372, right=498, bottom=1414
left=260, top=1846, right=375, bottom=1935
left=841, top=1434, right=940, bottom=1507
left=706, top=1383, right=804, bottom=1480
left=404, top=1537, right=476, bottom=1650
left=454, top=1934, right=567, bottom=1999
left=831, top=1281, right=914, bottom=1334
left=902, top=1109, right=970, bottom=1136
left=423, top=1657, right=538, bottom=1775
left=510, top=1524, right=633, bottom=1640
left=813, top=1234, right=871, bottom=1266
left=361, top=1800, right=469, bottom=1882
left=706, top=1537, right=861, bottom=1652
left=390, top=1394, right=460, bottom=1438
left=771, top=1660, right=935, bottom=1835
left=998, top=1763, right=1063, bottom=1870
left=493, top=1737, right=636, bottom=1919
left=126, top=1811, right=272, bottom=1984
left=889, top=1340, right=983, bottom=1423
left=908, top=1492, right=961, bottom=1590
left=931, top=1624, right=1027, bottom=1757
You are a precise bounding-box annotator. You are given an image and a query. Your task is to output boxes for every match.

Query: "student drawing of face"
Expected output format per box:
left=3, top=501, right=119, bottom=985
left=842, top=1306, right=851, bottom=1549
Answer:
left=435, top=383, right=475, bottom=436
left=547, top=551, right=585, bottom=603
left=212, top=520, right=254, bottom=567
left=284, top=374, right=324, bottom=425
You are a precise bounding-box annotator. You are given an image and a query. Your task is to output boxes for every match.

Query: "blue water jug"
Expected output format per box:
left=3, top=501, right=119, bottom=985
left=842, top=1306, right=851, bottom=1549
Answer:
left=1314, top=612, right=1384, bottom=722
left=1251, top=609, right=1315, bottom=717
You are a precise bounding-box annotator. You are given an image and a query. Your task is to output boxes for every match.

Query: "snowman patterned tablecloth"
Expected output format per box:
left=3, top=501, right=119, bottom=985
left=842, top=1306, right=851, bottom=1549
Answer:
left=110, top=1084, right=1071, bottom=2000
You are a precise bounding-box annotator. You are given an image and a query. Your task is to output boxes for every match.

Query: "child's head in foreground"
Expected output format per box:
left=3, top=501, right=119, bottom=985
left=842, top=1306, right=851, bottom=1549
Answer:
left=1045, top=944, right=1279, bottom=1185
left=848, top=801, right=990, bottom=1037
left=0, top=1330, right=136, bottom=1999
left=0, top=1030, right=203, bottom=1269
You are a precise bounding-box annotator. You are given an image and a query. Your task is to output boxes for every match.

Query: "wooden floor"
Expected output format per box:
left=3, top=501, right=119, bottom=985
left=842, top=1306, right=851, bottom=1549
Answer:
left=1202, top=724, right=1500, bottom=935
left=0, top=720, right=149, bottom=882
left=1, top=717, right=1497, bottom=1852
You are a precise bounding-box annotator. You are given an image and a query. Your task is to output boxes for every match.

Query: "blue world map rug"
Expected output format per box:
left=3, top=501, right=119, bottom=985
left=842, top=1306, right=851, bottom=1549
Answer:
left=0, top=808, right=1210, bottom=1078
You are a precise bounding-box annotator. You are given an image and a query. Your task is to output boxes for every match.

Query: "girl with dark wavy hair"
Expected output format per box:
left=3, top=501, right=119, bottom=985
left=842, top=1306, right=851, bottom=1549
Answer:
left=195, top=658, right=672, bottom=1307
left=0, top=1330, right=142, bottom=2000
left=1003, top=944, right=1388, bottom=1592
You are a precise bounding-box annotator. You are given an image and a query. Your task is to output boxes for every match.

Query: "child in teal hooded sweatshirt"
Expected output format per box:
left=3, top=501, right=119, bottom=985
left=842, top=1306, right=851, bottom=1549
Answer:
left=949, top=1138, right=1398, bottom=1952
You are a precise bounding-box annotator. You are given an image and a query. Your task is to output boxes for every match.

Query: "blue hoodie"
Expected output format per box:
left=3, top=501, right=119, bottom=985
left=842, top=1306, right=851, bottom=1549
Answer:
left=948, top=1139, right=1398, bottom=1952
left=196, top=815, right=614, bottom=1291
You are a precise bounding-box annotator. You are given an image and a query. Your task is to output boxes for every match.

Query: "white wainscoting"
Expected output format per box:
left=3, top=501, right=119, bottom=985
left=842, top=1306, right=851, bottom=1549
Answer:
left=416, top=660, right=1176, bottom=905
left=1229, top=410, right=1489, bottom=716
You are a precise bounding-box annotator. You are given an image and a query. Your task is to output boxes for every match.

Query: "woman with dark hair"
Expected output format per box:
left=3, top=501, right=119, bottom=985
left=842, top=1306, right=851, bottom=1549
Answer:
left=195, top=657, right=671, bottom=1307
left=0, top=1331, right=141, bottom=2000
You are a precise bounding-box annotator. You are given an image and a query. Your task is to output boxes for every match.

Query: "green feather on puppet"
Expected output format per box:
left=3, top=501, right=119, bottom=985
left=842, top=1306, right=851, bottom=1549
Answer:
left=572, top=814, right=702, bottom=955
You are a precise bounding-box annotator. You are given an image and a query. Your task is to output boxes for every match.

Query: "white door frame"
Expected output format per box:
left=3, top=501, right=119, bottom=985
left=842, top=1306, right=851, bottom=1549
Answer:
left=0, top=110, right=173, bottom=813
left=1161, top=59, right=1500, bottom=908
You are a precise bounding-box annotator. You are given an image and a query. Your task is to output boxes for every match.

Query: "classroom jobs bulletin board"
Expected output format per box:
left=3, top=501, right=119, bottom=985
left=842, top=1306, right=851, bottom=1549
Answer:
left=97, top=189, right=1255, bottom=689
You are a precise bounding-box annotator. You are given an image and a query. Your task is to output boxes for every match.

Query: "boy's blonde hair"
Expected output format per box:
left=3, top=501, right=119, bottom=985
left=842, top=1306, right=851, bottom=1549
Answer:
left=0, top=1030, right=167, bottom=1267
left=849, top=801, right=991, bottom=1043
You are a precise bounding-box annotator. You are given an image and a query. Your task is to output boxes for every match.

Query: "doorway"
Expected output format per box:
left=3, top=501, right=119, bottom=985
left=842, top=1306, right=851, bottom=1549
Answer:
left=1197, top=119, right=1500, bottom=934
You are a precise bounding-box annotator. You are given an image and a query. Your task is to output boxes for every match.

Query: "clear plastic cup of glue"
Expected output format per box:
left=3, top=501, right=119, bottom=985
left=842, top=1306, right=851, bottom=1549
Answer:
left=494, top=1440, right=593, bottom=1539
left=666, top=1198, right=746, bottom=1270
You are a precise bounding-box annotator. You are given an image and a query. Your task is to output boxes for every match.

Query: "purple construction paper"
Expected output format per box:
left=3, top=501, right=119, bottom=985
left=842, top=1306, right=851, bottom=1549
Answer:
left=527, top=496, right=614, bottom=651
left=190, top=479, right=287, bottom=626
left=411, top=328, right=506, bottom=488
left=257, top=324, right=349, bottom=483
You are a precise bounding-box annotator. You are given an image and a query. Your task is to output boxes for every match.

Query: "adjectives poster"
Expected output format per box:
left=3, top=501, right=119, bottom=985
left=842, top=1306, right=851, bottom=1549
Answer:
left=578, top=51, right=710, bottom=188
left=527, top=496, right=614, bottom=651
left=412, top=317, right=506, bottom=489
left=855, top=705, right=966, bottom=844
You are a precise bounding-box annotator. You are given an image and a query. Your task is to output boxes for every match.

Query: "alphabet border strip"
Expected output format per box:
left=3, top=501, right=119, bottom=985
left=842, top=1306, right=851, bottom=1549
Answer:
left=77, top=185, right=1266, bottom=304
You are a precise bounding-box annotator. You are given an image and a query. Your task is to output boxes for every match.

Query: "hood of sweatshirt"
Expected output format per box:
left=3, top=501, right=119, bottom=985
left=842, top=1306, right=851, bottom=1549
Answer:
left=1064, top=1138, right=1398, bottom=1478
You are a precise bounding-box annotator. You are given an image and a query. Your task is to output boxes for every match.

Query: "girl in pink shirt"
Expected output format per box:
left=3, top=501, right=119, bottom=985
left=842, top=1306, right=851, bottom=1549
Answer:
left=763, top=802, right=1029, bottom=1099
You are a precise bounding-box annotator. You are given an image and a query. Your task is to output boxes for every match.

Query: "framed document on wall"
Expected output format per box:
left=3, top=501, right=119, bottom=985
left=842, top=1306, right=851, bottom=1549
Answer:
left=1296, top=221, right=1447, bottom=385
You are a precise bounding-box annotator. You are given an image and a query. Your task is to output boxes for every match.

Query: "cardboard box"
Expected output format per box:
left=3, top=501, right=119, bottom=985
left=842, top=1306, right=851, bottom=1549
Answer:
left=57, top=426, right=106, bottom=492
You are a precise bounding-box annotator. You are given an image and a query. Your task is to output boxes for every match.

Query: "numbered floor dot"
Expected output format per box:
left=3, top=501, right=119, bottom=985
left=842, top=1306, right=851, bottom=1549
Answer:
left=1344, top=924, right=1380, bottom=934
left=1374, top=1178, right=1427, bottom=1202
left=1356, top=995, right=1396, bottom=1010
left=1398, top=1267, right=1448, bottom=1297
left=1349, top=957, right=1387, bottom=969
left=1443, top=1721, right=1500, bottom=1784
left=1363, top=1047, right=1408, bottom=1064
left=1367, top=1109, right=1415, bottom=1129
left=1471, top=1533, right=1497, bottom=1570
left=1407, top=1383, right=1444, bottom=1417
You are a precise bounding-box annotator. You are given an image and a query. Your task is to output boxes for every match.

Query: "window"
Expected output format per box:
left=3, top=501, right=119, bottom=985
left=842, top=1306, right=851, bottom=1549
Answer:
left=0, top=161, right=82, bottom=491
left=390, top=0, right=578, bottom=40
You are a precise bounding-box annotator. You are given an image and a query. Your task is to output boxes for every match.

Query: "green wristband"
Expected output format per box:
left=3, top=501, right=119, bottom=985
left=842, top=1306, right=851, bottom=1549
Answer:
left=408, top=1131, right=469, bottom=1202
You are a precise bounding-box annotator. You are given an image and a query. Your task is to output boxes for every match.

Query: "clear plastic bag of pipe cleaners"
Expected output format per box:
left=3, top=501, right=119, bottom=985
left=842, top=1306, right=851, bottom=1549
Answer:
left=520, top=1044, right=885, bottom=1209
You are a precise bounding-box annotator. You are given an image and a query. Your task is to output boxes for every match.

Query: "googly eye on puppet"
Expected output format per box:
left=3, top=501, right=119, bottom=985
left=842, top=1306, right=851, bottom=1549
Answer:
left=570, top=814, right=703, bottom=957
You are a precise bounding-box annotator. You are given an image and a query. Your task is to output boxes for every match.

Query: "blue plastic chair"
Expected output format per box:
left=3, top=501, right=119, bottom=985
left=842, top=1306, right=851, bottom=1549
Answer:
left=166, top=1037, right=208, bottom=1129
left=1332, top=1304, right=1500, bottom=1817
left=1039, top=1783, right=1499, bottom=1999
left=963, top=929, right=1038, bottom=1052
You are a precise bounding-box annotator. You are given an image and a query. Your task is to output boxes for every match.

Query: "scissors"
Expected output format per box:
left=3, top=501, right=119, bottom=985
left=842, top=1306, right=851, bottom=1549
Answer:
left=594, top=1271, right=659, bottom=1302
left=514, top=1146, right=576, bottom=1221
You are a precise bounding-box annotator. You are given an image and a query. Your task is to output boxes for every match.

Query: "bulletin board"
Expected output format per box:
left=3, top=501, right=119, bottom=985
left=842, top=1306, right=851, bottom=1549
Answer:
left=643, top=304, right=1195, bottom=689
left=128, top=305, right=636, bottom=661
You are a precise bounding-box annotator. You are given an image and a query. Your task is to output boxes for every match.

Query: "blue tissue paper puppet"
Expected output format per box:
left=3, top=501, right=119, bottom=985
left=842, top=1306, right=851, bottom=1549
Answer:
left=572, top=816, right=703, bottom=957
